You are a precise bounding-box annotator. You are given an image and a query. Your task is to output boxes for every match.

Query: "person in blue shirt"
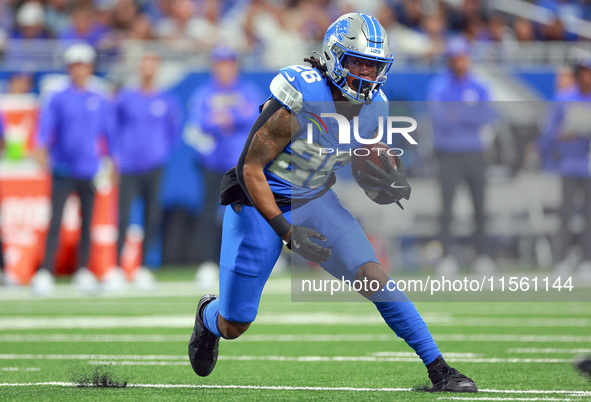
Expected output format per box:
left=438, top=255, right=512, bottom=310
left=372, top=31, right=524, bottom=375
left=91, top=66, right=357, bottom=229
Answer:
left=113, top=52, right=180, bottom=290
left=58, top=6, right=108, bottom=47
left=539, top=58, right=591, bottom=282
left=188, top=47, right=262, bottom=287
left=30, top=43, right=114, bottom=296
left=427, top=36, right=495, bottom=276
left=188, top=13, right=477, bottom=393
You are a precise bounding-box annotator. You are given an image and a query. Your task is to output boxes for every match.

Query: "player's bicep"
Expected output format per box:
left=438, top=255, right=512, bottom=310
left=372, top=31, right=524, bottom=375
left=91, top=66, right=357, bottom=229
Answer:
left=244, top=105, right=299, bottom=168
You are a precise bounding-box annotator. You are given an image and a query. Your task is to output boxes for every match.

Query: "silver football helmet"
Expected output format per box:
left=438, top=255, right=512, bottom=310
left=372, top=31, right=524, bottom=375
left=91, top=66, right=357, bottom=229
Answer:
left=321, top=13, right=394, bottom=104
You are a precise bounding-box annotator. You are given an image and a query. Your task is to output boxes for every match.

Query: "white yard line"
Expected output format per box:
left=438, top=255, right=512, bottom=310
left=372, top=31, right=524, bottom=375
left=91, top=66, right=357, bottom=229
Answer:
left=372, top=352, right=480, bottom=358
left=0, top=382, right=589, bottom=398
left=435, top=335, right=591, bottom=343
left=0, top=281, right=291, bottom=300
left=0, top=334, right=191, bottom=342
left=0, top=354, right=572, bottom=364
left=1, top=333, right=590, bottom=343
left=0, top=314, right=590, bottom=330
left=88, top=357, right=572, bottom=364
left=0, top=354, right=186, bottom=360
left=509, top=348, right=591, bottom=354
left=439, top=397, right=579, bottom=401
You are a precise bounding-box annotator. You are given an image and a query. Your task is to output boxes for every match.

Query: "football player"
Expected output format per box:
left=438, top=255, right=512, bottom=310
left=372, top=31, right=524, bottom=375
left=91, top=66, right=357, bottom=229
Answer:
left=189, top=13, right=477, bottom=392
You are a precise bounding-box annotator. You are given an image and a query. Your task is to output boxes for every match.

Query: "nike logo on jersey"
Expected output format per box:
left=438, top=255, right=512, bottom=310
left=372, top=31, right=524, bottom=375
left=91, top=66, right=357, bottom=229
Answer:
left=292, top=240, right=300, bottom=248
left=284, top=72, right=295, bottom=82
left=390, top=182, right=407, bottom=189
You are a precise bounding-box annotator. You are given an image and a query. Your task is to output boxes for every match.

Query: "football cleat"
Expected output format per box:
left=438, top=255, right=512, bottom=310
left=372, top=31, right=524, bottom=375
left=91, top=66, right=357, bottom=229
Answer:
left=575, top=355, right=591, bottom=378
left=428, top=357, right=478, bottom=392
left=188, top=294, right=220, bottom=377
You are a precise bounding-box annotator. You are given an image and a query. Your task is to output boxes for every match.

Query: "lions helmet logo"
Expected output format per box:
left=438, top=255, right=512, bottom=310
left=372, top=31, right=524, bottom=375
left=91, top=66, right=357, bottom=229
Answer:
left=324, top=18, right=350, bottom=43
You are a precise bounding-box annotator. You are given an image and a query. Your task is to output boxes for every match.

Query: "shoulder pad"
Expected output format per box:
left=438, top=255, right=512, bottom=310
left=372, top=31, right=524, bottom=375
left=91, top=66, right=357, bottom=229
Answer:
left=270, top=73, right=303, bottom=114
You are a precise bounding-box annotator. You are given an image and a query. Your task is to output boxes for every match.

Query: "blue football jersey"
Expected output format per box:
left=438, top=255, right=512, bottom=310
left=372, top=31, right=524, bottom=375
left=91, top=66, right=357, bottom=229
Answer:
left=264, top=65, right=389, bottom=199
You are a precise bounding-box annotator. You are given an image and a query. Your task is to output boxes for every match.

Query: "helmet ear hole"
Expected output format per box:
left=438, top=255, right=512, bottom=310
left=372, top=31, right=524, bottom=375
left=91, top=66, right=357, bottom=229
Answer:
left=324, top=52, right=331, bottom=61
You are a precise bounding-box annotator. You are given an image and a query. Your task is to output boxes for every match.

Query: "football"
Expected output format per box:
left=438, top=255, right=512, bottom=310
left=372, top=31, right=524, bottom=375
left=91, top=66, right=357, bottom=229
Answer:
left=351, top=142, right=400, bottom=204
left=350, top=142, right=397, bottom=184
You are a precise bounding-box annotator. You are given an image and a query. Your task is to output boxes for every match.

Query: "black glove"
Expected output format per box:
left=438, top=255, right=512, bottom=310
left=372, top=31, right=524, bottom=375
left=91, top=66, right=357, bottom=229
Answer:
left=286, top=225, right=331, bottom=264
left=357, top=153, right=411, bottom=207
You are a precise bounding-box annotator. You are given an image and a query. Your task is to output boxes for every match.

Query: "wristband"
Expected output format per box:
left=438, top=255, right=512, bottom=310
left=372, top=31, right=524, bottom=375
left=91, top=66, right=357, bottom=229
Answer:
left=269, top=214, right=291, bottom=238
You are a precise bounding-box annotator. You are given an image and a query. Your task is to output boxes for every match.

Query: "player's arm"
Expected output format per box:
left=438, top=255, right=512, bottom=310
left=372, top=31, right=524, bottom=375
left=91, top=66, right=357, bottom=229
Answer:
left=33, top=93, right=59, bottom=169
left=236, top=99, right=331, bottom=263
left=239, top=100, right=293, bottom=223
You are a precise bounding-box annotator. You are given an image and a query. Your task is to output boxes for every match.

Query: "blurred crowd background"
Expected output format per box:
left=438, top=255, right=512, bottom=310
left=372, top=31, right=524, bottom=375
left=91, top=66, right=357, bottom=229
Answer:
left=2, top=0, right=591, bottom=69
left=1, top=0, right=591, bottom=293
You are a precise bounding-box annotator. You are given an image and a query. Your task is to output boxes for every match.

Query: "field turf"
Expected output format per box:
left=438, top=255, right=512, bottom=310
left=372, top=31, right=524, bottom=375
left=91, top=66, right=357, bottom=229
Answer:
left=0, top=268, right=590, bottom=401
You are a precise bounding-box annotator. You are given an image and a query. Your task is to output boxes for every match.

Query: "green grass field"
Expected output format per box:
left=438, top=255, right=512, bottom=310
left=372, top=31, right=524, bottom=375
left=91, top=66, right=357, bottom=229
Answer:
left=0, top=268, right=590, bottom=401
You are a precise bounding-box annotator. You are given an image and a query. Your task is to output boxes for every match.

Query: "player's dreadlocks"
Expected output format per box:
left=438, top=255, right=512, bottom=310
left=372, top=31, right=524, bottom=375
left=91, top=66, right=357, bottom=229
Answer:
left=304, top=56, right=329, bottom=78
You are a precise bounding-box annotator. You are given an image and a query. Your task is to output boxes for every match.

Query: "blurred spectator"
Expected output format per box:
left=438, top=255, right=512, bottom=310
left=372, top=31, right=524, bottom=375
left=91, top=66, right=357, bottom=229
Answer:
left=421, top=13, right=447, bottom=62
left=526, top=64, right=576, bottom=171
left=513, top=17, right=536, bottom=42
left=340, top=0, right=384, bottom=16
left=539, top=58, right=591, bottom=282
left=244, top=0, right=307, bottom=67
left=30, top=43, right=114, bottom=296
left=127, top=14, right=156, bottom=41
left=283, top=0, right=331, bottom=42
left=462, top=13, right=485, bottom=42
left=427, top=36, right=496, bottom=276
left=187, top=47, right=261, bottom=288
left=395, top=0, right=424, bottom=30
left=0, top=0, right=14, bottom=34
left=154, top=0, right=245, bottom=52
left=462, top=0, right=484, bottom=20
left=111, top=0, right=140, bottom=34
left=59, top=6, right=108, bottom=47
left=46, top=0, right=73, bottom=36
left=140, top=0, right=172, bottom=23
left=190, top=0, right=246, bottom=51
left=378, top=4, right=433, bottom=60
left=155, top=0, right=200, bottom=42
left=537, top=0, right=583, bottom=40
left=482, top=15, right=511, bottom=42
left=540, top=16, right=570, bottom=41
left=12, top=1, right=51, bottom=39
left=113, top=52, right=180, bottom=290
left=555, top=65, right=576, bottom=94
left=7, top=72, right=33, bottom=94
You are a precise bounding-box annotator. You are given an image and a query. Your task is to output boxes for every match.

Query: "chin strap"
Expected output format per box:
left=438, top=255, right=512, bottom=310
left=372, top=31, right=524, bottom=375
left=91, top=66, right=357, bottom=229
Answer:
left=363, top=88, right=372, bottom=105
